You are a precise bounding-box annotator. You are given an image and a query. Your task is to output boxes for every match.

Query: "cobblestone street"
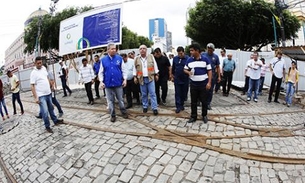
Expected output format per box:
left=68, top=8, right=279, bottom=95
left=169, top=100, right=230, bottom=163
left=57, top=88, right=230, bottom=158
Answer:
left=0, top=83, right=305, bottom=183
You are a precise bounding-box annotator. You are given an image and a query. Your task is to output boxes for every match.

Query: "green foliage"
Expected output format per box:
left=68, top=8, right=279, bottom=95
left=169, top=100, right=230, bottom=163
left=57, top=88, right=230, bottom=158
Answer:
left=185, top=0, right=301, bottom=51
left=119, top=27, right=152, bottom=50
left=24, top=6, right=151, bottom=55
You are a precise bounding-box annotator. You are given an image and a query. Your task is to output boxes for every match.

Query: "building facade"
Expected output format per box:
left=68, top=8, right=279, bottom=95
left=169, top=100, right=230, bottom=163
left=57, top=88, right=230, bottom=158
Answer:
left=4, top=8, right=48, bottom=71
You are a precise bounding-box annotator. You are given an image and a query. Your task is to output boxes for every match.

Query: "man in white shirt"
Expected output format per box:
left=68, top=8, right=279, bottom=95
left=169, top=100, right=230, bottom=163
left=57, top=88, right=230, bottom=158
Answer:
left=121, top=53, right=140, bottom=109
left=78, top=58, right=95, bottom=105
left=268, top=50, right=286, bottom=103
left=247, top=52, right=262, bottom=102
left=31, top=57, right=64, bottom=133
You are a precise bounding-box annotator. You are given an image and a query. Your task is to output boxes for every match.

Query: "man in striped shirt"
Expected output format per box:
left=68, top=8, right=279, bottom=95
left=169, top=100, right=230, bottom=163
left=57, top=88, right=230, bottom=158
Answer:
left=78, top=58, right=95, bottom=105
left=184, top=43, right=212, bottom=123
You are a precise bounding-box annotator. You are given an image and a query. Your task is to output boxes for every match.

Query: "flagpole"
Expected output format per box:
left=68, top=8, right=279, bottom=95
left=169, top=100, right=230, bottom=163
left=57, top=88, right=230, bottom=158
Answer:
left=272, top=16, right=278, bottom=47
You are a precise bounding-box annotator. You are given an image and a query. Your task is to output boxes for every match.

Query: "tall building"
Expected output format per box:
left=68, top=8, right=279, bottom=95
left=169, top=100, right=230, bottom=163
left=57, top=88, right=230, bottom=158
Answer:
left=166, top=31, right=172, bottom=52
left=149, top=18, right=167, bottom=41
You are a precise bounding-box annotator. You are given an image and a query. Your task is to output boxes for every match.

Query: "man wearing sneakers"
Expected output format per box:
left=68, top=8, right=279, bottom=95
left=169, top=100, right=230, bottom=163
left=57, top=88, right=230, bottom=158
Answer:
left=246, top=52, right=262, bottom=102
left=7, top=70, right=24, bottom=115
left=31, top=57, right=64, bottom=133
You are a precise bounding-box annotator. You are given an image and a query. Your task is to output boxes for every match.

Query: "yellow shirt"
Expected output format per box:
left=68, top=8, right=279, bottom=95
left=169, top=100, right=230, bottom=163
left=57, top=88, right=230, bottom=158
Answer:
left=9, top=74, right=20, bottom=93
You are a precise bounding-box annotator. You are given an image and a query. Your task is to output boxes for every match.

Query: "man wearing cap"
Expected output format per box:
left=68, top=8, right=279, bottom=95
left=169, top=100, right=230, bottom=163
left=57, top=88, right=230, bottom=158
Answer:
left=7, top=70, right=24, bottom=115
left=58, top=60, right=72, bottom=97
left=202, top=43, right=221, bottom=110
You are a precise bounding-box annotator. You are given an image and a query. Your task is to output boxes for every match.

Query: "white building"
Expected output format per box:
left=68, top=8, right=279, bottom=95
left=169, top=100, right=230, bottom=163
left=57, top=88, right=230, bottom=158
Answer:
left=4, top=8, right=48, bottom=71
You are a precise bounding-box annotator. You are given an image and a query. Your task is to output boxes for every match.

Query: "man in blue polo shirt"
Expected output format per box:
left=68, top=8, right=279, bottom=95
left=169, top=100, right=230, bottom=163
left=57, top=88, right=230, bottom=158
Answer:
left=99, top=43, right=128, bottom=122
left=172, top=46, right=189, bottom=113
left=202, top=43, right=221, bottom=110
left=184, top=43, right=212, bottom=123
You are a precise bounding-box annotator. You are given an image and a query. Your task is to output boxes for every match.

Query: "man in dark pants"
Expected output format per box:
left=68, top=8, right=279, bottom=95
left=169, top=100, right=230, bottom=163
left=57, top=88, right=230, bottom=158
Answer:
left=58, top=60, right=72, bottom=97
left=268, top=50, right=286, bottom=103
left=184, top=43, right=212, bottom=124
left=121, top=53, right=140, bottom=108
left=172, top=46, right=189, bottom=113
left=222, top=53, right=236, bottom=96
left=153, top=48, right=171, bottom=105
left=7, top=70, right=24, bottom=115
left=202, top=43, right=220, bottom=110
left=93, top=55, right=101, bottom=99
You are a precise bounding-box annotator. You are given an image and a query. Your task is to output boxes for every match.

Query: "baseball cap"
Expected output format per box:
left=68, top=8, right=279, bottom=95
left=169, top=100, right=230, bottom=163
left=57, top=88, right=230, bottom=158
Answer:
left=207, top=43, right=215, bottom=50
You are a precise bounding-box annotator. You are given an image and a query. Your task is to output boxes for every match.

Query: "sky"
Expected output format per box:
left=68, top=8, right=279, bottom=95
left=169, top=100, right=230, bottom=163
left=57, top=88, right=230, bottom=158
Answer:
left=0, top=0, right=197, bottom=66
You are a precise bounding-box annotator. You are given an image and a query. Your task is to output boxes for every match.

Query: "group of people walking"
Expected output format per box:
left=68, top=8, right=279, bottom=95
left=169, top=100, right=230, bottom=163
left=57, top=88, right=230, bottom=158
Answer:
left=1, top=43, right=300, bottom=133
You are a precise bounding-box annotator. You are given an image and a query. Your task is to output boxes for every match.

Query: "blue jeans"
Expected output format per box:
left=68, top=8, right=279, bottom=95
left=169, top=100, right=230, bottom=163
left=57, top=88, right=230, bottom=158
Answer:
left=285, top=82, right=295, bottom=105
left=12, top=92, right=24, bottom=114
left=38, top=92, right=63, bottom=117
left=60, top=76, right=72, bottom=96
left=259, top=76, right=265, bottom=93
left=247, top=78, right=260, bottom=99
left=174, top=83, right=188, bottom=110
left=140, top=77, right=158, bottom=110
left=105, top=86, right=126, bottom=117
left=39, top=94, right=59, bottom=128
left=0, top=98, right=8, bottom=117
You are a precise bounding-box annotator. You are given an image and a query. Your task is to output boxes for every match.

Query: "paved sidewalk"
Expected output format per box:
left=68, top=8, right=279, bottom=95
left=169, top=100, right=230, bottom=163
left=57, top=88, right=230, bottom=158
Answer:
left=0, top=82, right=305, bottom=183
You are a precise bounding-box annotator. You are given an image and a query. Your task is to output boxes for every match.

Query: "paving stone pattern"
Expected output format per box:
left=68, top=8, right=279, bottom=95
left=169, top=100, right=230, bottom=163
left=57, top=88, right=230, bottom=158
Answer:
left=0, top=83, right=304, bottom=182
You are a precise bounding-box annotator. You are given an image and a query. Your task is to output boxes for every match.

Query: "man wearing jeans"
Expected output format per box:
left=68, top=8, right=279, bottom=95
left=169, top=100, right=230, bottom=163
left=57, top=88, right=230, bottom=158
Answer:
left=133, top=45, right=159, bottom=115
left=7, top=70, right=24, bottom=115
left=247, top=52, right=262, bottom=102
left=58, top=60, right=72, bottom=97
left=31, top=56, right=63, bottom=133
left=99, top=43, right=128, bottom=122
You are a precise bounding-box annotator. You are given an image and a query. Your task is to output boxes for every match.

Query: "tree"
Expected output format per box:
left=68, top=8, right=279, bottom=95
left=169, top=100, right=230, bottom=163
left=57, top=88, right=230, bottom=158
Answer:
left=24, top=7, right=152, bottom=54
left=185, top=0, right=300, bottom=51
left=119, top=27, right=152, bottom=50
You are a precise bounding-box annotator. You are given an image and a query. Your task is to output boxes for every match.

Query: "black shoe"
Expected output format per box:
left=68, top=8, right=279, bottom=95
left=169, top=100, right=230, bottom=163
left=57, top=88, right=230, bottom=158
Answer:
left=162, top=100, right=167, bottom=106
left=181, top=106, right=185, bottom=111
left=90, top=101, right=94, bottom=105
left=46, top=127, right=53, bottom=133
left=207, top=105, right=212, bottom=110
left=175, top=109, right=181, bottom=113
left=62, top=95, right=67, bottom=98
left=153, top=110, right=158, bottom=115
left=187, top=118, right=196, bottom=123
left=110, top=116, right=116, bottom=122
left=36, top=115, right=42, bottom=119
left=122, top=113, right=128, bottom=119
left=268, top=99, right=271, bottom=103
left=69, top=92, right=72, bottom=96
left=55, top=119, right=64, bottom=126
left=95, top=96, right=100, bottom=99
left=87, top=101, right=91, bottom=104
left=203, top=116, right=208, bottom=124
left=143, top=108, right=148, bottom=113
left=126, top=104, right=132, bottom=109
left=274, top=100, right=280, bottom=103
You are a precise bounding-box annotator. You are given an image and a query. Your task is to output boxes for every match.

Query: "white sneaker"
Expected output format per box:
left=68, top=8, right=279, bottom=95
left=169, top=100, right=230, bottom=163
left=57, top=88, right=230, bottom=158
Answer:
left=254, top=99, right=258, bottom=102
left=247, top=97, right=251, bottom=101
